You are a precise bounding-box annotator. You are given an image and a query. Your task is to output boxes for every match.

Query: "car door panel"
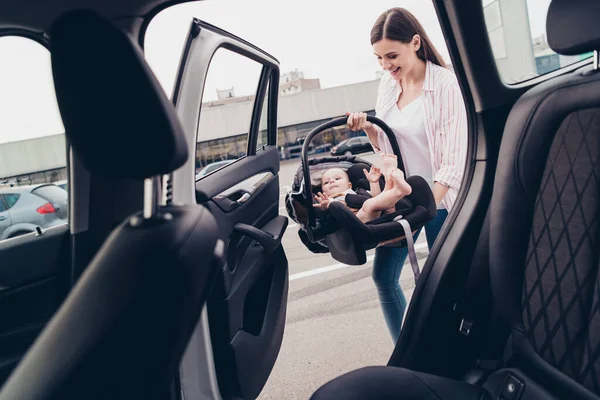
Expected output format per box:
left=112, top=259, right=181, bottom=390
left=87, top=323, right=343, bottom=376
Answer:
left=171, top=19, right=287, bottom=400
left=196, top=147, right=279, bottom=203
left=197, top=149, right=288, bottom=400
left=0, top=224, right=70, bottom=384
left=210, top=171, right=273, bottom=213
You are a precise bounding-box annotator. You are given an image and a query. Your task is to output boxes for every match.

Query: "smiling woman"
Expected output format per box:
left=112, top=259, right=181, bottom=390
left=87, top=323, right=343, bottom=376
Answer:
left=346, top=7, right=468, bottom=342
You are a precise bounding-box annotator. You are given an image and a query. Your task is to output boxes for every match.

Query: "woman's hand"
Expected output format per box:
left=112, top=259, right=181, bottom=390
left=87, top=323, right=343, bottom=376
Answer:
left=345, top=111, right=372, bottom=131
left=345, top=111, right=380, bottom=150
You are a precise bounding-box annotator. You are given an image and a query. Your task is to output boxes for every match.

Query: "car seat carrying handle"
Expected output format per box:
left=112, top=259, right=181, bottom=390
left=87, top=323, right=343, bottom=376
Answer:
left=301, top=115, right=404, bottom=230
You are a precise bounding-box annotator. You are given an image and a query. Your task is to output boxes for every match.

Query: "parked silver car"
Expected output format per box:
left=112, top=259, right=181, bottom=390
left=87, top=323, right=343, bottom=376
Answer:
left=195, top=160, right=234, bottom=180
left=0, top=184, right=68, bottom=240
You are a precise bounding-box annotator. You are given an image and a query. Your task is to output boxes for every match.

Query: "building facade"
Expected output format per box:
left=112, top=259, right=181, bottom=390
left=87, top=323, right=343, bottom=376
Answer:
left=1, top=78, right=379, bottom=185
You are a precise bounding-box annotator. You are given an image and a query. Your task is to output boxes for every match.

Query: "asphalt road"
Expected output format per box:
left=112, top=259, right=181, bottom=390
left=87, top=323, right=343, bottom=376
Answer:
left=257, top=152, right=430, bottom=400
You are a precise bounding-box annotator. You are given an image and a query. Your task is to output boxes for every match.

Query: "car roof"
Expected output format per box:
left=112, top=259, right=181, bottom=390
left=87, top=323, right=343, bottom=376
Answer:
left=0, top=0, right=177, bottom=32
left=0, top=183, right=58, bottom=193
left=0, top=186, right=30, bottom=194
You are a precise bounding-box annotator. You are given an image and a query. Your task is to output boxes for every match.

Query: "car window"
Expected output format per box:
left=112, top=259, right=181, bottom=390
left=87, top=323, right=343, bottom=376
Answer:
left=205, top=161, right=230, bottom=174
left=482, top=0, right=593, bottom=84
left=3, top=193, right=20, bottom=209
left=0, top=196, right=7, bottom=212
left=0, top=36, right=67, bottom=240
left=194, top=48, right=262, bottom=178
left=205, top=164, right=221, bottom=174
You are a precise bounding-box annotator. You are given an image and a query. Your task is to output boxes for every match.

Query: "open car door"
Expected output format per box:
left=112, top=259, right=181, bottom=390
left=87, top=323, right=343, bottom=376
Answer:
left=169, top=19, right=288, bottom=400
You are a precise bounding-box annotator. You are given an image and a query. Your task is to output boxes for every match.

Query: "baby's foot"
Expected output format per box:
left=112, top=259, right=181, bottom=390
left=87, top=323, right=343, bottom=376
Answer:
left=381, top=154, right=398, bottom=176
left=390, top=169, right=412, bottom=196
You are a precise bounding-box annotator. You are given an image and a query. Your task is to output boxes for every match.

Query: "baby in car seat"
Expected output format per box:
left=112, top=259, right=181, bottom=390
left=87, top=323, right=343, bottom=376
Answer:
left=313, top=154, right=412, bottom=223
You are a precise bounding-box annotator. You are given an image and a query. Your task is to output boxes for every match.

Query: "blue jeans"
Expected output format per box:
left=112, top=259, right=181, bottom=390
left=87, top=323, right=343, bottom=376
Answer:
left=372, top=209, right=449, bottom=342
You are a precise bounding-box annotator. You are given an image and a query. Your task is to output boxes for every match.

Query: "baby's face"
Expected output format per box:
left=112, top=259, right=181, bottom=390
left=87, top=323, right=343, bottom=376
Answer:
left=321, top=168, right=352, bottom=196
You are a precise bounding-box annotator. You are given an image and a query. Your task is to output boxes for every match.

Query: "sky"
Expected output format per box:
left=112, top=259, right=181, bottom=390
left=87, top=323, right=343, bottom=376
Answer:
left=0, top=0, right=551, bottom=145
left=143, top=0, right=447, bottom=100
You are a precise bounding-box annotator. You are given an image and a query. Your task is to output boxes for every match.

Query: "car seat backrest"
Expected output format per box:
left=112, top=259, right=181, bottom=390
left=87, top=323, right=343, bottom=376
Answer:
left=0, top=10, right=223, bottom=400
left=490, top=0, right=600, bottom=396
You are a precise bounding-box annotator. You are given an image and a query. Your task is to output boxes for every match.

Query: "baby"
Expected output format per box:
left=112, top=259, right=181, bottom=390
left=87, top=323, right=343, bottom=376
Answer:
left=313, top=154, right=412, bottom=223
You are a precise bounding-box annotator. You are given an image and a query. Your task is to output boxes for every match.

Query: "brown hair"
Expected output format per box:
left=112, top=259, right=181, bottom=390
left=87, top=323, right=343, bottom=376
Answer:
left=370, top=8, right=446, bottom=68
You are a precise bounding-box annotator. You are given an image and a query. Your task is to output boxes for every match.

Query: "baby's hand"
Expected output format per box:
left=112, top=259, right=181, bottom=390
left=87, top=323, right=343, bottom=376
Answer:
left=363, top=166, right=382, bottom=183
left=313, top=192, right=331, bottom=210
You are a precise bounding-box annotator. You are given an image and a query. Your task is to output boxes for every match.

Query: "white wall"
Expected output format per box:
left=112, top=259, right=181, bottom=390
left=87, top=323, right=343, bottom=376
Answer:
left=0, top=134, right=65, bottom=178
left=1, top=79, right=381, bottom=177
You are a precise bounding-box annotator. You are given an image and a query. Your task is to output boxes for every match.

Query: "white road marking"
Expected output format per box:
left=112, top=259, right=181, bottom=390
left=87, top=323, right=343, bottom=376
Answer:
left=289, top=242, right=428, bottom=281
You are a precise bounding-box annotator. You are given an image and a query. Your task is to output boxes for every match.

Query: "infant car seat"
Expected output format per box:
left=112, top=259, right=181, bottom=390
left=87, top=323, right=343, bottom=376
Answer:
left=285, top=116, right=437, bottom=283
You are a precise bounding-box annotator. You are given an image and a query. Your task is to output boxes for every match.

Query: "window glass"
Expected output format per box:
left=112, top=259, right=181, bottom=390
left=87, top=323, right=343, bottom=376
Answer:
left=482, top=0, right=593, bottom=83
left=3, top=194, right=20, bottom=209
left=0, top=197, right=7, bottom=212
left=195, top=48, right=262, bottom=179
left=0, top=36, right=67, bottom=240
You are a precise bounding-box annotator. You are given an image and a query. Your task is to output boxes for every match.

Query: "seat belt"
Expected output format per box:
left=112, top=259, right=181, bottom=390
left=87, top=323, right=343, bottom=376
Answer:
left=453, top=210, right=492, bottom=337
left=454, top=210, right=509, bottom=373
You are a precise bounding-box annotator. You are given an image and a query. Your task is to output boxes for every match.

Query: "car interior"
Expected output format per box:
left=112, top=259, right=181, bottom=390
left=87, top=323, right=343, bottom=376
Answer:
left=0, top=0, right=598, bottom=399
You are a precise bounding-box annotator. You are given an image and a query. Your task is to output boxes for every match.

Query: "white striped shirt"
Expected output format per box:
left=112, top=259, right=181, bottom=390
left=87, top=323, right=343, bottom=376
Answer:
left=372, top=61, right=468, bottom=211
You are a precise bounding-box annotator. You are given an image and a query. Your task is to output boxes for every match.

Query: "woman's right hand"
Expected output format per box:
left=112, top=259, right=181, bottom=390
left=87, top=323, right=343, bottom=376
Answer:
left=345, top=111, right=380, bottom=150
left=345, top=111, right=372, bottom=131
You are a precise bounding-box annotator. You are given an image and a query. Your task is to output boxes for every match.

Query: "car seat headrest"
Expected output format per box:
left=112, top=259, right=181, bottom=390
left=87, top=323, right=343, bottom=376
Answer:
left=49, top=10, right=188, bottom=179
left=346, top=162, right=383, bottom=191
left=546, top=0, right=600, bottom=56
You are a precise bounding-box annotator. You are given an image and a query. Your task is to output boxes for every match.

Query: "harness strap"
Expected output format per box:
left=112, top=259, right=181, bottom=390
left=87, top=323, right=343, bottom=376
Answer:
left=396, top=217, right=420, bottom=285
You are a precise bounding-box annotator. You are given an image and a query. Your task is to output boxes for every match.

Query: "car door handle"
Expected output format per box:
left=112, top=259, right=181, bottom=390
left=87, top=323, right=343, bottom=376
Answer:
left=212, top=190, right=251, bottom=213
left=0, top=216, right=7, bottom=221
left=236, top=192, right=251, bottom=204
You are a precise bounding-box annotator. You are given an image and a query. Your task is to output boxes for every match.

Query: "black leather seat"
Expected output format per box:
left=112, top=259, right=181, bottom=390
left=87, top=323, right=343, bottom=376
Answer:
left=311, top=0, right=600, bottom=398
left=0, top=10, right=224, bottom=400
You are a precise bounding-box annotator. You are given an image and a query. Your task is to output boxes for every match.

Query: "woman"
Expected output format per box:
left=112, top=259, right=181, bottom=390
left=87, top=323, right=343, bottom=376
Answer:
left=346, top=7, right=468, bottom=342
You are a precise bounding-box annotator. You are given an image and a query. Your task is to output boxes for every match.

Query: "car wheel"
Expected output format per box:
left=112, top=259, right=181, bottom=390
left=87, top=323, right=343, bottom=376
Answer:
left=344, top=150, right=352, bottom=156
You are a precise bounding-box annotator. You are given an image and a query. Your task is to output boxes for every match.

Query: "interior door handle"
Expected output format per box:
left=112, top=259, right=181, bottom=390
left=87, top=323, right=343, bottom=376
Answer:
left=236, top=193, right=251, bottom=204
